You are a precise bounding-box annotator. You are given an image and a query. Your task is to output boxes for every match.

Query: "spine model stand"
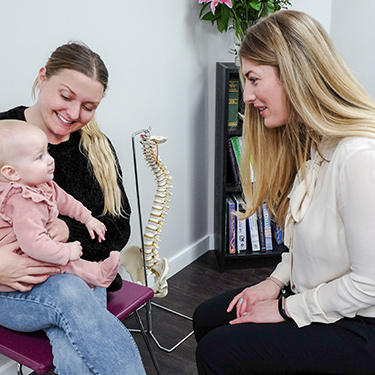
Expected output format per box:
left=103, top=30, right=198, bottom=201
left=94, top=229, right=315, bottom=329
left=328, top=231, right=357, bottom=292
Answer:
left=121, top=132, right=171, bottom=298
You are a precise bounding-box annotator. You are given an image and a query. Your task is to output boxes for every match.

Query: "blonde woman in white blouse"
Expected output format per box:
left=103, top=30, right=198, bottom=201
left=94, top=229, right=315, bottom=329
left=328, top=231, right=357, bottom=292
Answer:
left=194, top=10, right=375, bottom=375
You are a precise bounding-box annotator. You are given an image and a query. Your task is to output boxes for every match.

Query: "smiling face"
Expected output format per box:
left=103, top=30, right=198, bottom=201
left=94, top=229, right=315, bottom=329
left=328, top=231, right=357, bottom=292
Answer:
left=29, top=68, right=104, bottom=144
left=241, top=58, right=288, bottom=128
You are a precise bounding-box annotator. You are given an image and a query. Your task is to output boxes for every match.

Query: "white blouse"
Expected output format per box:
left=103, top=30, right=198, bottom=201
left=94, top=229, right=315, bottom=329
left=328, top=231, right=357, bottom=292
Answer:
left=271, top=137, right=375, bottom=327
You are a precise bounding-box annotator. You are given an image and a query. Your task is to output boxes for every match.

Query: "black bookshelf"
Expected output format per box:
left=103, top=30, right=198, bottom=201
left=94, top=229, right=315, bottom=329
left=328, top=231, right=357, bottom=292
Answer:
left=214, top=62, right=287, bottom=271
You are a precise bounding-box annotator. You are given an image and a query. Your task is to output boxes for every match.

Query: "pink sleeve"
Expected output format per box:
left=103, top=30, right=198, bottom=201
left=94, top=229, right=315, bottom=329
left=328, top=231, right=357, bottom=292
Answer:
left=7, top=194, right=72, bottom=265
left=52, top=182, right=92, bottom=224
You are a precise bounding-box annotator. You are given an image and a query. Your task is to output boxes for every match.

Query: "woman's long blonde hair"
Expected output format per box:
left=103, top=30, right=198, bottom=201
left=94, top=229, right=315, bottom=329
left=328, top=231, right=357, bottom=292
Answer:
left=33, top=42, right=123, bottom=216
left=238, top=10, right=375, bottom=227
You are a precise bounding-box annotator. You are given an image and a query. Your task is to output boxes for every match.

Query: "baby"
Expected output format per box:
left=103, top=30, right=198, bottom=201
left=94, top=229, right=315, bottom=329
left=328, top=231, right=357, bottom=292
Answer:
left=0, top=119, right=120, bottom=291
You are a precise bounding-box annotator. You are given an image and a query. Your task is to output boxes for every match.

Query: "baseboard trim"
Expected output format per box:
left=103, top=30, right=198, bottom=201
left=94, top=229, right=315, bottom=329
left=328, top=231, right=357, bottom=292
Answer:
left=167, top=235, right=210, bottom=278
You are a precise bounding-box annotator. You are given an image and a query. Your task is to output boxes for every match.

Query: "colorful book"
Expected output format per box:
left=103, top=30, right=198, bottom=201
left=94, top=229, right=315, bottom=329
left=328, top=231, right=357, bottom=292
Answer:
left=271, top=221, right=284, bottom=245
left=231, top=136, right=242, bottom=167
left=247, top=212, right=261, bottom=252
left=228, top=78, right=240, bottom=130
left=262, top=203, right=273, bottom=251
left=226, top=195, right=237, bottom=254
left=232, top=194, right=247, bottom=253
left=227, top=138, right=241, bottom=186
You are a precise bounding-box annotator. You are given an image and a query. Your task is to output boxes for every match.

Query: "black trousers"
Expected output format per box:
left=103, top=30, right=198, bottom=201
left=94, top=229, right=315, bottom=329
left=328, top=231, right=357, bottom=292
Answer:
left=193, top=287, right=375, bottom=375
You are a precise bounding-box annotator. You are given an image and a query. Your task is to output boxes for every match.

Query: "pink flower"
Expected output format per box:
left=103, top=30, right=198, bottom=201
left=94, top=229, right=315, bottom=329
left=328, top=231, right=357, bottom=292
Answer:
left=199, top=0, right=232, bottom=14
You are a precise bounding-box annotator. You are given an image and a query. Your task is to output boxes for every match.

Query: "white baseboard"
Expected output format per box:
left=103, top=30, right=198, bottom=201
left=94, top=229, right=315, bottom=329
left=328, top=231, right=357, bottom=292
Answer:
left=167, top=235, right=210, bottom=278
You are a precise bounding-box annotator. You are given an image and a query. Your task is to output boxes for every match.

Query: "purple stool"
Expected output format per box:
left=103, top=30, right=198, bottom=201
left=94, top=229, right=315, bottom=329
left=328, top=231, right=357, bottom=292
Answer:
left=0, top=280, right=161, bottom=374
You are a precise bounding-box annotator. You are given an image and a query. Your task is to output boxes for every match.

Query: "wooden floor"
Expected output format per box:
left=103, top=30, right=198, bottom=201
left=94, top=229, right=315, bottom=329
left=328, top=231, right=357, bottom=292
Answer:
left=40, top=250, right=274, bottom=375
left=126, top=250, right=274, bottom=375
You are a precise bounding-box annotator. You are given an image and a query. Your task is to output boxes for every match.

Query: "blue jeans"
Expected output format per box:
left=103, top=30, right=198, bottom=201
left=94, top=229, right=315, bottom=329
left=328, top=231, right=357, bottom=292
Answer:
left=0, top=274, right=146, bottom=375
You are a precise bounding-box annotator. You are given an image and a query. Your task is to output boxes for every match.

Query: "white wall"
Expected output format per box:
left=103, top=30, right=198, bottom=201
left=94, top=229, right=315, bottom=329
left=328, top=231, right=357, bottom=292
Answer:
left=330, top=0, right=375, bottom=97
left=290, top=0, right=332, bottom=32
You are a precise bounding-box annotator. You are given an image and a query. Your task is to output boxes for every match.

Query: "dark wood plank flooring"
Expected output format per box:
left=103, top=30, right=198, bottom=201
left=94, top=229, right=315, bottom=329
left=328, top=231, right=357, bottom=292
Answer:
left=40, top=250, right=274, bottom=375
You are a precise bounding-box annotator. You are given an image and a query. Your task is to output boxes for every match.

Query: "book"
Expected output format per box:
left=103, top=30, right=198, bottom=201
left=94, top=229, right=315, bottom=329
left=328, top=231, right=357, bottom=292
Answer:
left=228, top=77, right=240, bottom=130
left=247, top=212, right=261, bottom=252
left=227, top=138, right=241, bottom=186
left=224, top=197, right=228, bottom=253
left=262, top=203, right=273, bottom=251
left=256, top=206, right=266, bottom=252
left=226, top=195, right=237, bottom=254
left=271, top=221, right=284, bottom=245
left=231, top=135, right=242, bottom=167
left=232, top=194, right=247, bottom=253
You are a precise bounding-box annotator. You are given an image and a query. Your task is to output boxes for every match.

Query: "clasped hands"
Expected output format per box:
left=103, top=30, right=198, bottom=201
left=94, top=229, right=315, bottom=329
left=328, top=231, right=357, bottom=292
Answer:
left=227, top=278, right=285, bottom=325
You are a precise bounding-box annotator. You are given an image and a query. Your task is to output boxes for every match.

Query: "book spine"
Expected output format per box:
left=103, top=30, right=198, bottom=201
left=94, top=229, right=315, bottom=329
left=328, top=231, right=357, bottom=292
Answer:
left=227, top=138, right=241, bottom=186
left=262, top=203, right=273, bottom=251
left=232, top=194, right=247, bottom=253
left=231, top=136, right=242, bottom=167
left=228, top=78, right=240, bottom=130
left=247, top=212, right=261, bottom=252
left=271, top=221, right=283, bottom=245
left=226, top=195, right=237, bottom=254
left=257, top=206, right=266, bottom=252
left=224, top=198, right=228, bottom=252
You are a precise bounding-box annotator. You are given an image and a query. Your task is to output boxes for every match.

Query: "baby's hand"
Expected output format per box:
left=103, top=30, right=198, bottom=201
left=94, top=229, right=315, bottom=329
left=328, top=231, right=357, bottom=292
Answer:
left=70, top=241, right=83, bottom=261
left=86, top=217, right=107, bottom=243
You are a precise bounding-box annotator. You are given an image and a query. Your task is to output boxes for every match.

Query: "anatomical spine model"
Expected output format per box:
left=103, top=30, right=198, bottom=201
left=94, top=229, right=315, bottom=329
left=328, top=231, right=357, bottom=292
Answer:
left=121, top=132, right=171, bottom=298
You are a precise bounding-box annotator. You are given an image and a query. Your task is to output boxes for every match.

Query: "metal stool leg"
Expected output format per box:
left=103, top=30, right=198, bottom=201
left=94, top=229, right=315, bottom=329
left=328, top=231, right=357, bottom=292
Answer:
left=17, top=364, right=23, bottom=375
left=134, top=310, right=162, bottom=375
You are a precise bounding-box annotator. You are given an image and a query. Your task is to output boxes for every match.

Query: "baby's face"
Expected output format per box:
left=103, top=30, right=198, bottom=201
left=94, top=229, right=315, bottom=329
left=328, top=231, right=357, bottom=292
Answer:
left=12, top=129, right=55, bottom=187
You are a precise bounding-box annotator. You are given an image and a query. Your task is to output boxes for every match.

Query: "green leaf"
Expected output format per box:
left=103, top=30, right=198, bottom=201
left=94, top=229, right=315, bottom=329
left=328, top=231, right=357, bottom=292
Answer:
left=199, top=3, right=210, bottom=19
left=202, top=12, right=219, bottom=21
left=220, top=4, right=231, bottom=31
left=265, top=1, right=276, bottom=13
left=249, top=0, right=261, bottom=11
left=217, top=17, right=226, bottom=33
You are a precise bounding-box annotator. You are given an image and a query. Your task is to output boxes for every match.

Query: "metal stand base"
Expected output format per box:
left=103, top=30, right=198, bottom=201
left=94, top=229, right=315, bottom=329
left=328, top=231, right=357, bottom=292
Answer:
left=148, top=302, right=194, bottom=352
left=130, top=301, right=194, bottom=353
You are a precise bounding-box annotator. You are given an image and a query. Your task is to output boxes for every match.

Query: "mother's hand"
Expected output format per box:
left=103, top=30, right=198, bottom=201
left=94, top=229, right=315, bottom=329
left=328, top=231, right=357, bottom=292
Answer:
left=46, top=218, right=70, bottom=243
left=0, top=242, right=61, bottom=292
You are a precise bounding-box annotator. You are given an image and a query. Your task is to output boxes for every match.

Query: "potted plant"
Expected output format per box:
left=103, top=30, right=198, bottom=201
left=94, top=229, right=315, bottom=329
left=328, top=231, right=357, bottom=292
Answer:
left=198, top=0, right=292, bottom=41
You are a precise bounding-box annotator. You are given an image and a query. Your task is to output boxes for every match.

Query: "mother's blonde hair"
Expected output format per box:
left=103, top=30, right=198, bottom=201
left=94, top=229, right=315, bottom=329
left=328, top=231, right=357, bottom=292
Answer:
left=238, top=10, right=375, bottom=226
left=33, top=42, right=123, bottom=216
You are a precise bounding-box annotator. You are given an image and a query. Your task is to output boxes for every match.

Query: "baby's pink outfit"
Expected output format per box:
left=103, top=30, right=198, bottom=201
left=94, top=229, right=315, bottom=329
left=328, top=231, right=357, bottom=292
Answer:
left=0, top=181, right=120, bottom=292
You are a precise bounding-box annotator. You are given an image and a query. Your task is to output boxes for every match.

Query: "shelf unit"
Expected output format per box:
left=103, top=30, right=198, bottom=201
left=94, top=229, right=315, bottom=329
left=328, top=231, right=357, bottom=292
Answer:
left=214, top=62, right=287, bottom=271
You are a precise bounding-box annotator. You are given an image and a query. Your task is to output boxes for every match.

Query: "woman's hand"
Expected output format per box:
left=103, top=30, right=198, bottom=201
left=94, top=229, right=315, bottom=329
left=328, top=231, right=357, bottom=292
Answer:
left=227, top=278, right=283, bottom=323
left=229, top=299, right=284, bottom=324
left=0, top=242, right=61, bottom=292
left=46, top=218, right=70, bottom=243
